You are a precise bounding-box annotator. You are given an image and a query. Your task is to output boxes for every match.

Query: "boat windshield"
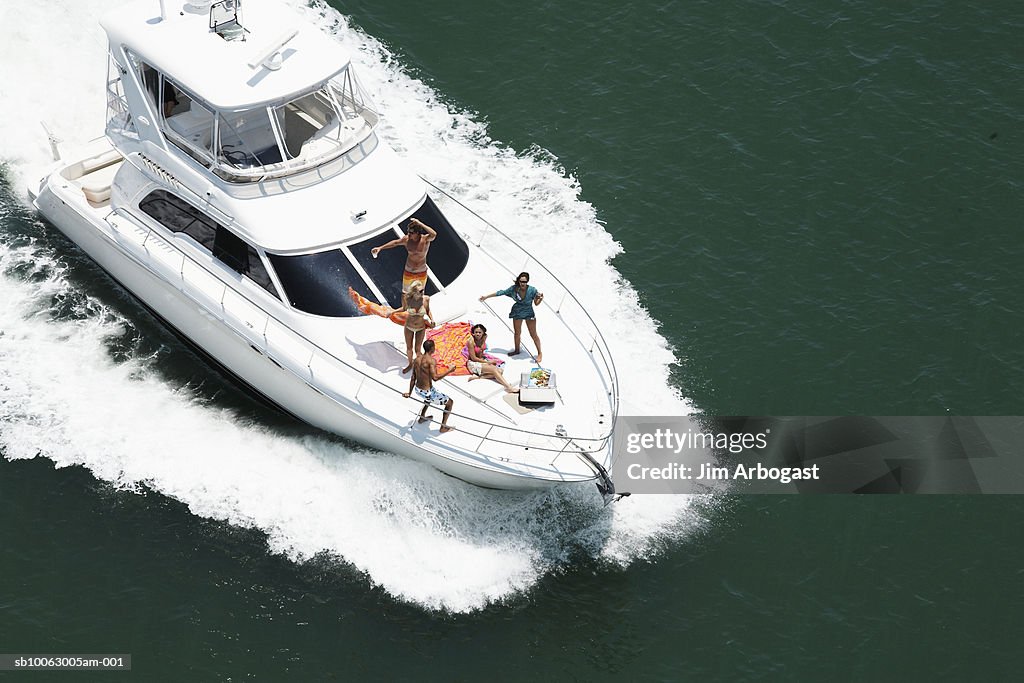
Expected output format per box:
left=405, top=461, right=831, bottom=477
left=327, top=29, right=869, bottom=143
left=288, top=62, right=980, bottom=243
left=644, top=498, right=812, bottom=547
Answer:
left=268, top=249, right=369, bottom=317
left=268, top=198, right=469, bottom=316
left=163, top=66, right=378, bottom=183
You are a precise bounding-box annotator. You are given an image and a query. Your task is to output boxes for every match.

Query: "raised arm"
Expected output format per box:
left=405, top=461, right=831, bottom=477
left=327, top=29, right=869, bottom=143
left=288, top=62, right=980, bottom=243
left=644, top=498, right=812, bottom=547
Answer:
left=409, top=218, right=436, bottom=241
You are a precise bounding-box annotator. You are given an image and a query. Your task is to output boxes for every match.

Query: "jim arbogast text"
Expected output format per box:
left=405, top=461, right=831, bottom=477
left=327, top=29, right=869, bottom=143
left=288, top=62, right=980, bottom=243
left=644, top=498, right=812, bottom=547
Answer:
left=626, top=461, right=821, bottom=484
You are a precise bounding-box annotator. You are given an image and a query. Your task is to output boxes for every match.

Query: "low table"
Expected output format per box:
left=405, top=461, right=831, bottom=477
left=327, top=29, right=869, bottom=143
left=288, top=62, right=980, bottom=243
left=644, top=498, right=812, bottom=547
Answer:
left=519, top=368, right=556, bottom=404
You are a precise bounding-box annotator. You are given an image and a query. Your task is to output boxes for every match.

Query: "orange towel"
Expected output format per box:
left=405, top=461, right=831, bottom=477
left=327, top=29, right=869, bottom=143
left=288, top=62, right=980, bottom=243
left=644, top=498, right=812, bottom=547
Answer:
left=348, top=287, right=407, bottom=325
left=402, top=269, right=428, bottom=294
left=426, top=321, right=471, bottom=376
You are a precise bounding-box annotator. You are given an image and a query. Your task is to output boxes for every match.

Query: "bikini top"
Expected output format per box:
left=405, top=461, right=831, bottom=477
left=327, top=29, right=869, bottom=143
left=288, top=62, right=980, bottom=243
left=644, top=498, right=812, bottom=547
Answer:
left=462, top=339, right=503, bottom=366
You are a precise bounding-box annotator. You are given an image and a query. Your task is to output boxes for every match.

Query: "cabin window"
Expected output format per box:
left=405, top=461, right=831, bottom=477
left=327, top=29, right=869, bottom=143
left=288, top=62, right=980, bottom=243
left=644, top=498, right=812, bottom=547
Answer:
left=215, top=69, right=377, bottom=182
left=138, top=190, right=279, bottom=299
left=331, top=68, right=376, bottom=122
left=272, top=89, right=339, bottom=161
left=212, top=227, right=278, bottom=297
left=267, top=251, right=371, bottom=317
left=139, top=190, right=216, bottom=251
left=137, top=62, right=185, bottom=120
left=218, top=108, right=282, bottom=169
left=163, top=80, right=216, bottom=165
left=131, top=53, right=216, bottom=167
left=125, top=52, right=379, bottom=182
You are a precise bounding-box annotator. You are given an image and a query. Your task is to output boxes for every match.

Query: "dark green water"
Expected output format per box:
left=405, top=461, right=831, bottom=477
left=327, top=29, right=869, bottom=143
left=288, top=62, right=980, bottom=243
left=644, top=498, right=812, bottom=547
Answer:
left=2, top=0, right=1023, bottom=679
left=377, top=0, right=1023, bottom=416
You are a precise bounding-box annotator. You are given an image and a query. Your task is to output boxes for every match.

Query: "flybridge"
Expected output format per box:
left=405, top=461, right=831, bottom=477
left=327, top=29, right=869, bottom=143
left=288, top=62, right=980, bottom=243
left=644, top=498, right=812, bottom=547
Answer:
left=103, top=0, right=380, bottom=182
left=102, top=0, right=349, bottom=109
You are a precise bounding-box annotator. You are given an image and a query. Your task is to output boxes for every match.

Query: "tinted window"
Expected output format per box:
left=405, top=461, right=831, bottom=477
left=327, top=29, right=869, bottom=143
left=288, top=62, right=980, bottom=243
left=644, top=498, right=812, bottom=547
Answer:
left=139, top=190, right=215, bottom=250
left=402, top=196, right=468, bottom=287
left=242, top=245, right=276, bottom=297
left=139, top=190, right=278, bottom=299
left=213, top=228, right=279, bottom=299
left=268, top=250, right=369, bottom=317
left=348, top=231, right=437, bottom=308
left=213, top=227, right=248, bottom=272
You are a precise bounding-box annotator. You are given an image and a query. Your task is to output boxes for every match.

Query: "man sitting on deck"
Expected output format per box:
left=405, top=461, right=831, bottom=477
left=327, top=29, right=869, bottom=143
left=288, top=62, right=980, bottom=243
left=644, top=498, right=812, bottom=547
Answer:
left=403, top=339, right=455, bottom=433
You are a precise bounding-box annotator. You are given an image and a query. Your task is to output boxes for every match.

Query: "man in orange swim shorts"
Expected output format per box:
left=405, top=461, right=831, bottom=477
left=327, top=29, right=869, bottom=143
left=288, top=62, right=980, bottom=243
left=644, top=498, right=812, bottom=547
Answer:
left=370, top=217, right=437, bottom=300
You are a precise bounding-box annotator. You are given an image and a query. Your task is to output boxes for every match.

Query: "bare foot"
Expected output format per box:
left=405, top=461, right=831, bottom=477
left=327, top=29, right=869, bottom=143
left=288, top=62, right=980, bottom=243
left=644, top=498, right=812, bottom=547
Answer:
left=535, top=354, right=543, bottom=364
left=439, top=425, right=455, bottom=433
left=402, top=364, right=412, bottom=374
left=509, top=349, right=521, bottom=356
left=417, top=414, right=431, bottom=424
left=506, top=387, right=520, bottom=394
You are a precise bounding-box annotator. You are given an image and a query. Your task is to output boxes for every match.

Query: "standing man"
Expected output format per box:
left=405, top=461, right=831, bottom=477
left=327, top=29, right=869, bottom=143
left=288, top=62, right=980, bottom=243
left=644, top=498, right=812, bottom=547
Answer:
left=371, top=217, right=437, bottom=300
left=403, top=339, right=455, bottom=433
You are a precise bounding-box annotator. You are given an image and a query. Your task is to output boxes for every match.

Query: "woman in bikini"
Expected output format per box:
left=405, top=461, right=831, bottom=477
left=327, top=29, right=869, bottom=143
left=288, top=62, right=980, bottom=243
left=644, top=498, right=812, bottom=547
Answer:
left=402, top=283, right=433, bottom=373
left=464, top=324, right=519, bottom=393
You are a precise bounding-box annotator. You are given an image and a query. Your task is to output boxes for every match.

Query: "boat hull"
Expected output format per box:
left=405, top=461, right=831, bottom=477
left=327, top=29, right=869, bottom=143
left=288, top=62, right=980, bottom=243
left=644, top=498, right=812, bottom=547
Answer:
left=32, top=178, right=595, bottom=491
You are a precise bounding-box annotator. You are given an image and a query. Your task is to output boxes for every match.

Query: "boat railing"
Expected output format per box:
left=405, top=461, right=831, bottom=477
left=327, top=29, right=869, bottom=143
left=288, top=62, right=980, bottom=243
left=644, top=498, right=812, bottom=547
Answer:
left=104, top=164, right=613, bottom=460
left=421, top=178, right=621, bottom=426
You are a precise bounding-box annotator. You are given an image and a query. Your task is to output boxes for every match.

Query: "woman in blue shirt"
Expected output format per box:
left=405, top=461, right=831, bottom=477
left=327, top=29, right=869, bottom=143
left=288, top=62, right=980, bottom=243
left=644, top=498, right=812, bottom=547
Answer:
left=479, top=272, right=544, bottom=363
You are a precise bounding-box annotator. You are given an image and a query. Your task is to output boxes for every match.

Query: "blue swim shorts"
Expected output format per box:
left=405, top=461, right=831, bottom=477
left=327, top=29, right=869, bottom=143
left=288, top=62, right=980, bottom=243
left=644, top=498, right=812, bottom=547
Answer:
left=414, top=386, right=450, bottom=406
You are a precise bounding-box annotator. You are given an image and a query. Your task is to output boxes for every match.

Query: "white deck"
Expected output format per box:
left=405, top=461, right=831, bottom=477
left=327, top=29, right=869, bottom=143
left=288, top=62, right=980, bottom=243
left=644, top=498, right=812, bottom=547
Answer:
left=37, top=139, right=617, bottom=486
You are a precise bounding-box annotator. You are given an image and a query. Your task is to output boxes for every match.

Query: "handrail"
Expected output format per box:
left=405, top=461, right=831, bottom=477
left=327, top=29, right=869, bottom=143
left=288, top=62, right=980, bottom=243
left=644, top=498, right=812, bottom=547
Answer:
left=105, top=157, right=616, bottom=459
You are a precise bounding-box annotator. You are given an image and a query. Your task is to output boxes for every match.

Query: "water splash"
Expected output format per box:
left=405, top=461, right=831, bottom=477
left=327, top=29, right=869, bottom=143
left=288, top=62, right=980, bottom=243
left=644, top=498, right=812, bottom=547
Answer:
left=0, top=0, right=696, bottom=612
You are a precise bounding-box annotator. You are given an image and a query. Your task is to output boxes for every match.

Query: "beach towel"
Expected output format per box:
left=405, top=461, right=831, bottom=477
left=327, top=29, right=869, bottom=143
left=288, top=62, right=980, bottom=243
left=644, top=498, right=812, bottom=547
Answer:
left=348, top=287, right=406, bottom=326
left=426, top=321, right=472, bottom=376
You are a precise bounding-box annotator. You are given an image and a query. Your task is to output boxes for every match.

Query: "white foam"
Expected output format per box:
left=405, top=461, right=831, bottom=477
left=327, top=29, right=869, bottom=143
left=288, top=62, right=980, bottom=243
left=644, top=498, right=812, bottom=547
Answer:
left=0, top=0, right=696, bottom=612
left=0, top=0, right=118, bottom=189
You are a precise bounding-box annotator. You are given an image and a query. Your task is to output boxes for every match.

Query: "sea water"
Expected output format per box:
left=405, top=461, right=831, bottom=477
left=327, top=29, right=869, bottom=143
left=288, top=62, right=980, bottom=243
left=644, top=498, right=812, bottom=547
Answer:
left=0, top=0, right=697, bottom=612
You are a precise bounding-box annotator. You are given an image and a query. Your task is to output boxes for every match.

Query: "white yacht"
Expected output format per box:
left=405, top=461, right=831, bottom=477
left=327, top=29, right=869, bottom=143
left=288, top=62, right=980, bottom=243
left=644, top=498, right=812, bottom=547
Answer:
left=29, top=0, right=620, bottom=493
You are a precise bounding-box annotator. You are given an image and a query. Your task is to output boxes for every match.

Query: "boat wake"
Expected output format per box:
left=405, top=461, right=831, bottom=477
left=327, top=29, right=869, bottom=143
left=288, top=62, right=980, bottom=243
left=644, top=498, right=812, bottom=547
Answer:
left=0, top=0, right=695, bottom=612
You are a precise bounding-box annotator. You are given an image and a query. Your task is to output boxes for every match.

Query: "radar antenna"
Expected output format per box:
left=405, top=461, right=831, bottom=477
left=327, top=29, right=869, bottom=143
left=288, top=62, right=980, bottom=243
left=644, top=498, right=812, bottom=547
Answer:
left=247, top=30, right=299, bottom=72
